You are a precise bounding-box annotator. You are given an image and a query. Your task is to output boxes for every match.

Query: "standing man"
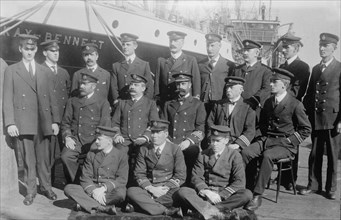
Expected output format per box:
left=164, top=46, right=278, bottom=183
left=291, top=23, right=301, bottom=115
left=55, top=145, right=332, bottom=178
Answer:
left=64, top=126, right=128, bottom=215
left=111, top=33, right=154, bottom=102
left=126, top=120, right=186, bottom=216
left=199, top=33, right=235, bottom=116
left=70, top=43, right=111, bottom=100
left=3, top=34, right=60, bottom=205
left=175, top=125, right=253, bottom=220
left=111, top=73, right=159, bottom=186
left=207, top=76, right=256, bottom=152
left=232, top=40, right=272, bottom=111
left=279, top=33, right=310, bottom=101
left=154, top=31, right=200, bottom=107
left=40, top=39, right=71, bottom=184
left=242, top=68, right=311, bottom=210
left=300, top=33, right=341, bottom=200
left=61, top=72, right=111, bottom=184
left=161, top=72, right=206, bottom=185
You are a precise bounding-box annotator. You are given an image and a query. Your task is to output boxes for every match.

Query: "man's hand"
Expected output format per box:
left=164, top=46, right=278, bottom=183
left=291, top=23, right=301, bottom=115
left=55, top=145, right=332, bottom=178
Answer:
left=52, top=123, right=59, bottom=135
left=92, top=187, right=106, bottom=206
left=228, top=144, right=240, bottom=150
left=179, top=140, right=191, bottom=151
left=65, top=137, right=76, bottom=150
left=337, top=122, right=341, bottom=134
left=147, top=185, right=169, bottom=198
left=202, top=190, right=221, bottom=205
left=7, top=125, right=19, bottom=137
left=134, top=137, right=147, bottom=145
left=114, top=135, right=124, bottom=144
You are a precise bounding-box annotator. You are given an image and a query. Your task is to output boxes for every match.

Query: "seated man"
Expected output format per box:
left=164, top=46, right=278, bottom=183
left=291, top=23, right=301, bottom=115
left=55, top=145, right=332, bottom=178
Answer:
left=175, top=125, right=253, bottom=220
left=64, top=126, right=128, bottom=215
left=241, top=68, right=311, bottom=210
left=126, top=120, right=186, bottom=216
left=61, top=72, right=111, bottom=183
left=207, top=76, right=256, bottom=151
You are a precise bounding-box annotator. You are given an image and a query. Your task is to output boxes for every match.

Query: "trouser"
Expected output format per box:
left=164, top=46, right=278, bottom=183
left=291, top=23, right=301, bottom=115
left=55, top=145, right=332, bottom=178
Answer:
left=64, top=184, right=125, bottom=213
left=182, top=144, right=200, bottom=186
left=175, top=187, right=252, bottom=215
left=308, top=129, right=341, bottom=192
left=241, top=137, right=294, bottom=195
left=17, top=134, right=52, bottom=195
left=61, top=140, right=92, bottom=183
left=50, top=133, right=66, bottom=184
left=119, top=143, right=140, bottom=187
left=127, top=186, right=179, bottom=215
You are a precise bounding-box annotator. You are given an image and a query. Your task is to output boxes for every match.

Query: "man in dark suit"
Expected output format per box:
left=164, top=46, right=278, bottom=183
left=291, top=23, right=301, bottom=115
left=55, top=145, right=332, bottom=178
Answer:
left=70, top=43, right=111, bottom=100
left=232, top=40, right=272, bottom=111
left=161, top=72, right=206, bottom=185
left=300, top=33, right=341, bottom=200
left=199, top=33, right=235, bottom=116
left=40, top=39, right=71, bottom=184
left=277, top=34, right=311, bottom=191
left=111, top=73, right=159, bottom=186
left=175, top=125, right=253, bottom=220
left=154, top=31, right=201, bottom=107
left=111, top=33, right=154, bottom=102
left=61, top=73, right=111, bottom=183
left=3, top=34, right=60, bottom=205
left=242, top=68, right=311, bottom=210
left=126, top=120, right=186, bottom=216
left=207, top=76, right=256, bottom=151
left=64, top=126, right=128, bottom=215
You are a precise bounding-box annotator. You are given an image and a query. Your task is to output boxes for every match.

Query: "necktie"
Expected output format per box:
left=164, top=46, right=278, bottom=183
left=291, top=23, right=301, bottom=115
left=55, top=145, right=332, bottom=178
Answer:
left=29, top=62, right=34, bottom=78
left=89, top=67, right=94, bottom=72
left=51, top=65, right=56, bottom=74
left=127, top=59, right=132, bottom=65
left=275, top=98, right=279, bottom=106
left=209, top=60, right=215, bottom=69
left=227, top=100, right=235, bottom=105
left=320, top=63, right=326, bottom=72
left=155, top=147, right=161, bottom=159
left=283, top=61, right=288, bottom=67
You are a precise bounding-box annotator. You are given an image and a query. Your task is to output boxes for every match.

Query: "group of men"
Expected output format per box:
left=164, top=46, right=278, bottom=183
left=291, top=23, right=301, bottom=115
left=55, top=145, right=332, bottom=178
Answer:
left=2, top=28, right=340, bottom=220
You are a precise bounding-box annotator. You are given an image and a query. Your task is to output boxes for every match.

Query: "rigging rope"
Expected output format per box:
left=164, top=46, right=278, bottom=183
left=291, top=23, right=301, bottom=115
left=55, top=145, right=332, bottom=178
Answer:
left=42, top=0, right=58, bottom=24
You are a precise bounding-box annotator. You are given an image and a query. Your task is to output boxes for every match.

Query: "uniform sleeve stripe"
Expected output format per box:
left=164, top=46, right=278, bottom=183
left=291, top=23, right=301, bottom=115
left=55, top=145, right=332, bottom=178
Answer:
left=294, top=132, right=303, bottom=143
left=169, top=179, right=180, bottom=187
left=238, top=135, right=250, bottom=146
left=137, top=179, right=148, bottom=186
left=109, top=181, right=116, bottom=189
left=84, top=185, right=94, bottom=191
left=225, top=187, right=235, bottom=194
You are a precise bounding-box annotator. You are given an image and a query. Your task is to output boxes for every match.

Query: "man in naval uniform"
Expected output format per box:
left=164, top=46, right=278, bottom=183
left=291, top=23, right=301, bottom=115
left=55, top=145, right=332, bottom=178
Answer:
left=111, top=73, right=159, bottom=186
left=64, top=126, right=128, bottom=215
left=126, top=120, right=186, bottom=216
left=61, top=72, right=111, bottom=183
left=207, top=76, right=256, bottom=152
left=175, top=125, right=253, bottom=220
left=3, top=34, right=60, bottom=205
left=300, top=33, right=341, bottom=200
left=154, top=31, right=201, bottom=107
left=111, top=33, right=154, bottom=102
left=40, top=39, right=71, bottom=184
left=70, top=43, right=111, bottom=100
left=161, top=72, right=206, bottom=185
left=242, top=68, right=311, bottom=210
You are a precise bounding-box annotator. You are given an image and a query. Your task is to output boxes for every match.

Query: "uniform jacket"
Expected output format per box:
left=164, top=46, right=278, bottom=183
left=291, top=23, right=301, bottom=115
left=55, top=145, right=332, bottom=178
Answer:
left=207, top=98, right=256, bottom=149
left=135, top=141, right=186, bottom=189
left=111, top=96, right=159, bottom=145
left=81, top=146, right=128, bottom=195
left=161, top=96, right=206, bottom=145
left=233, top=62, right=272, bottom=108
left=260, top=93, right=311, bottom=153
left=111, top=56, right=154, bottom=100
left=3, top=61, right=59, bottom=135
left=42, top=63, right=71, bottom=119
left=199, top=56, right=235, bottom=102
left=71, top=66, right=111, bottom=100
left=61, top=93, right=111, bottom=145
left=192, top=147, right=246, bottom=197
left=154, top=52, right=201, bottom=102
left=304, top=58, right=341, bottom=130
left=279, top=57, right=310, bottom=101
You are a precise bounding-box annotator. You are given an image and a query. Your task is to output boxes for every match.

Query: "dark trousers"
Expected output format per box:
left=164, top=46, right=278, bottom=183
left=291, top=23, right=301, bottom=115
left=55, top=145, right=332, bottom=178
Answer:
left=17, top=134, right=52, bottom=195
left=127, top=186, right=179, bottom=215
left=50, top=133, right=65, bottom=184
left=183, top=144, right=200, bottom=186
left=64, top=184, right=126, bottom=213
left=241, top=137, right=294, bottom=195
left=175, top=187, right=252, bottom=215
left=308, top=129, right=341, bottom=192
left=61, top=140, right=92, bottom=183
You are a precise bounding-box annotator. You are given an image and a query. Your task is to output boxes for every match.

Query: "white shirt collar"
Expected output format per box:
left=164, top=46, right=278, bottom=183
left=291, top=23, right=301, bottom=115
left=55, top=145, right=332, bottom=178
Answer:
left=287, top=54, right=298, bottom=65
left=229, top=95, right=241, bottom=103
left=87, top=92, right=95, bottom=99
left=126, top=54, right=136, bottom=63
left=321, top=57, right=334, bottom=67
left=275, top=91, right=287, bottom=103
left=155, top=141, right=166, bottom=153
left=22, top=59, right=35, bottom=73
left=209, top=54, right=220, bottom=63
left=45, top=61, right=57, bottom=71
left=247, top=60, right=257, bottom=68
left=132, top=94, right=143, bottom=102
left=214, top=147, right=225, bottom=158
left=87, top=64, right=98, bottom=71
left=171, top=51, right=182, bottom=60
left=103, top=145, right=113, bottom=155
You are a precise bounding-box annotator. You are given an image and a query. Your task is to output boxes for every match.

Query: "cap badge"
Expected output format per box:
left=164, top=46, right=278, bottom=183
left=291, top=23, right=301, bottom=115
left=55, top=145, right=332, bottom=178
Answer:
left=245, top=41, right=249, bottom=46
left=322, top=35, right=326, bottom=40
left=153, top=121, right=158, bottom=127
left=228, top=79, right=232, bottom=83
left=86, top=46, right=90, bottom=50
left=27, top=39, right=33, bottom=44
left=133, top=75, right=137, bottom=79
left=96, top=128, right=99, bottom=133
left=213, top=131, right=219, bottom=135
